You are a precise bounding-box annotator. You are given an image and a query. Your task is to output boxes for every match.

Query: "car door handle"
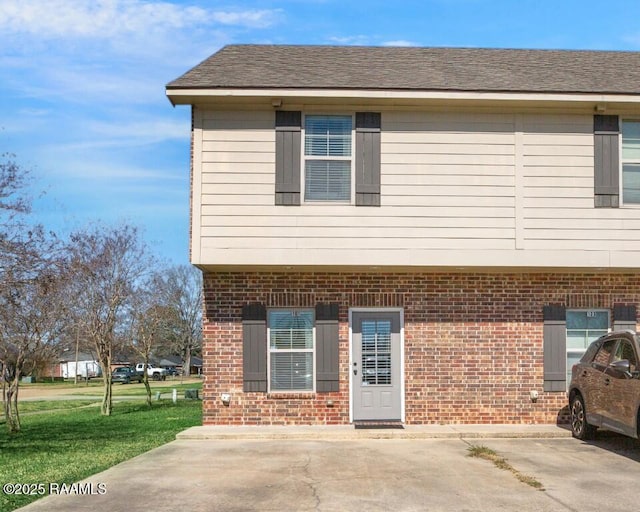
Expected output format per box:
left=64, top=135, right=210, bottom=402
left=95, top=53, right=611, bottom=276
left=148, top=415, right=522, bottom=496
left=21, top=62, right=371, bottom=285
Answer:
left=604, top=377, right=611, bottom=386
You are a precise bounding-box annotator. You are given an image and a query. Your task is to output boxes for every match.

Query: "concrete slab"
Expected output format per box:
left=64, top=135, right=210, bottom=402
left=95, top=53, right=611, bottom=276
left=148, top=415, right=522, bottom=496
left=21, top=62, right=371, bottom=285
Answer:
left=17, top=426, right=640, bottom=512
left=177, top=423, right=571, bottom=440
left=17, top=438, right=555, bottom=512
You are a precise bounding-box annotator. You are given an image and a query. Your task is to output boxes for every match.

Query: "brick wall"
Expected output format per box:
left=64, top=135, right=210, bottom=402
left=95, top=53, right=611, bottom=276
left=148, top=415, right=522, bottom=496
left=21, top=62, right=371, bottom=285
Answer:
left=202, top=271, right=639, bottom=425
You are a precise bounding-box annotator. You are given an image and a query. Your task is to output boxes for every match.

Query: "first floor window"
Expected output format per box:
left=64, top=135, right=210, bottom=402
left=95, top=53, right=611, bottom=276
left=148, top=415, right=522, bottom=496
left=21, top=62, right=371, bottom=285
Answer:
left=622, top=120, right=640, bottom=204
left=566, top=310, right=609, bottom=383
left=268, top=309, right=314, bottom=391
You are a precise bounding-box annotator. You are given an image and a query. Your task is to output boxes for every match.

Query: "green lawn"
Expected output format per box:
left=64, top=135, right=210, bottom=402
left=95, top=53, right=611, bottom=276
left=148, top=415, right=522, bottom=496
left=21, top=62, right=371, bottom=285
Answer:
left=107, top=381, right=203, bottom=396
left=16, top=400, right=99, bottom=414
left=0, top=400, right=202, bottom=511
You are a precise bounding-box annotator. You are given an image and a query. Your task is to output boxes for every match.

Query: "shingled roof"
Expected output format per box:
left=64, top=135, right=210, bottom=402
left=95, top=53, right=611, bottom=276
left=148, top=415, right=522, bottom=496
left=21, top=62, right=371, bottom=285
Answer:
left=167, top=45, right=640, bottom=95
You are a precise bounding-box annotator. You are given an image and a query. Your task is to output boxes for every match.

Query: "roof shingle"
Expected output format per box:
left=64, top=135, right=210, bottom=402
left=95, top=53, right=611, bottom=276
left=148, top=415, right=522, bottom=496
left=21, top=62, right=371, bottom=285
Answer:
left=167, top=45, right=640, bottom=95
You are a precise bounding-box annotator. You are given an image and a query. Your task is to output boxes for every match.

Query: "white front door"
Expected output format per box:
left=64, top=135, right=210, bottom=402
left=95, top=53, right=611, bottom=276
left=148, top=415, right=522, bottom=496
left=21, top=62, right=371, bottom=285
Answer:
left=351, top=311, right=402, bottom=421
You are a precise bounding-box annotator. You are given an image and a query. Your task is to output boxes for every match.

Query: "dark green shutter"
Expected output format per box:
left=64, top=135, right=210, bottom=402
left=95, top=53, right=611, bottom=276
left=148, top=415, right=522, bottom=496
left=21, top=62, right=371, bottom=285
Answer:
left=315, top=303, right=339, bottom=392
left=613, top=305, right=637, bottom=332
left=543, top=305, right=566, bottom=392
left=594, top=115, right=620, bottom=208
left=275, top=111, right=301, bottom=205
left=242, top=303, right=267, bottom=392
left=355, top=112, right=381, bottom=206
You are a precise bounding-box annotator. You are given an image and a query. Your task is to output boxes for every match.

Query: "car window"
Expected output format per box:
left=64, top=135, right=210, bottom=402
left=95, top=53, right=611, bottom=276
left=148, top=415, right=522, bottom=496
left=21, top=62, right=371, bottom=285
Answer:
left=613, top=340, right=638, bottom=372
left=593, top=339, right=616, bottom=368
left=581, top=340, right=602, bottom=363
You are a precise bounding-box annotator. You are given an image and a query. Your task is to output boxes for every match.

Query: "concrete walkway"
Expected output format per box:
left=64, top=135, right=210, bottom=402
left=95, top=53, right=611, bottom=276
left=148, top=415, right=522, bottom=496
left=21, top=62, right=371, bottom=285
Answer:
left=16, top=425, right=640, bottom=512
left=178, top=423, right=571, bottom=440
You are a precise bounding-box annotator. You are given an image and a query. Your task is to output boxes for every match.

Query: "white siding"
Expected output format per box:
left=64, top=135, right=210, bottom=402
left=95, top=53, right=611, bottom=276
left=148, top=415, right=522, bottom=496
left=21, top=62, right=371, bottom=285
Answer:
left=195, top=108, right=640, bottom=269
left=521, top=114, right=640, bottom=252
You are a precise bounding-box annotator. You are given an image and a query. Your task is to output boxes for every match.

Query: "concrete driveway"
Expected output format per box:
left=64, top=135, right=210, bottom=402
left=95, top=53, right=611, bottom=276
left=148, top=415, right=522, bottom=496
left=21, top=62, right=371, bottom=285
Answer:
left=16, top=432, right=640, bottom=512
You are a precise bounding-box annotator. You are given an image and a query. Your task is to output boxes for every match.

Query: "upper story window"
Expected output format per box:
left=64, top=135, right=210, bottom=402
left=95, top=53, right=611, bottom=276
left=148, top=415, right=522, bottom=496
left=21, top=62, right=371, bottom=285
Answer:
left=622, top=120, right=640, bottom=205
left=303, top=115, right=352, bottom=202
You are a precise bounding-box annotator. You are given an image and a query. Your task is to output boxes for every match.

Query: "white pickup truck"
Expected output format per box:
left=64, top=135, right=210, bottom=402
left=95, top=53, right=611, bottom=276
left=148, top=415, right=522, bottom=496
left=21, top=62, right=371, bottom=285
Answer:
left=135, top=363, right=167, bottom=381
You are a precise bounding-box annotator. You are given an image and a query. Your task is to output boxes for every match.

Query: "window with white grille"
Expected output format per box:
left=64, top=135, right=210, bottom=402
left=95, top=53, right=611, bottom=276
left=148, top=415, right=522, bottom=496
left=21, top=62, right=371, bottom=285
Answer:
left=303, top=115, right=352, bottom=202
left=268, top=309, right=314, bottom=392
left=622, top=120, right=640, bottom=204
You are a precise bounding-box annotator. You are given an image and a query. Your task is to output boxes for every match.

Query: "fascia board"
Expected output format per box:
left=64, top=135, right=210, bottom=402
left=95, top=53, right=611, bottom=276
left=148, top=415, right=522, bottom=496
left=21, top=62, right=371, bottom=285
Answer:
left=166, top=88, right=640, bottom=105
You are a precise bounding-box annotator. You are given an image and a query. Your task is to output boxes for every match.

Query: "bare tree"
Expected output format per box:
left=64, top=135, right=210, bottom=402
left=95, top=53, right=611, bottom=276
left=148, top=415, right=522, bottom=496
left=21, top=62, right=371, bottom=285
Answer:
left=0, top=153, right=67, bottom=433
left=129, top=275, right=171, bottom=407
left=68, top=224, right=152, bottom=416
left=0, top=256, right=67, bottom=432
left=157, top=265, right=202, bottom=377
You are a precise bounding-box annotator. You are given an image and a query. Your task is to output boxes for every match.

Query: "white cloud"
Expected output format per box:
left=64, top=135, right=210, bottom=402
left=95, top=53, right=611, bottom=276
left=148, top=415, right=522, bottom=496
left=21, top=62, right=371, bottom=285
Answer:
left=40, top=153, right=185, bottom=181
left=89, top=118, right=189, bottom=142
left=49, top=118, right=190, bottom=153
left=327, top=35, right=371, bottom=46
left=382, top=40, right=418, bottom=47
left=0, top=0, right=281, bottom=39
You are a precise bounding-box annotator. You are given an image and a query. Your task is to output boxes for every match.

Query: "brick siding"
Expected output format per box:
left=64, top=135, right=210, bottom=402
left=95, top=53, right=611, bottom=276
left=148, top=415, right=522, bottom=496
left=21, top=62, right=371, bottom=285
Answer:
left=202, top=271, right=639, bottom=425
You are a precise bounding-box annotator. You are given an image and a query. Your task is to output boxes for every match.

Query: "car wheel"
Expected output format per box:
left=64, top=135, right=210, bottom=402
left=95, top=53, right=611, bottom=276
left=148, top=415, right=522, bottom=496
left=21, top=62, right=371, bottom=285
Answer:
left=124, top=377, right=130, bottom=384
left=153, top=373, right=161, bottom=381
left=570, top=394, right=596, bottom=440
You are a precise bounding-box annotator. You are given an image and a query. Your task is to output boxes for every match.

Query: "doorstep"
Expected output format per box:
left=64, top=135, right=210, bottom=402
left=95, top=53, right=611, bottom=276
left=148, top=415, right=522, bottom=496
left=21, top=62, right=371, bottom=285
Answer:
left=176, top=423, right=571, bottom=441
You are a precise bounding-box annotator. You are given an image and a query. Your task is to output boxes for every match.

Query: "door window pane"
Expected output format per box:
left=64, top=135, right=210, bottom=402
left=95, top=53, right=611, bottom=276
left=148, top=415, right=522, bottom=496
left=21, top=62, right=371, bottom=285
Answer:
left=361, top=319, right=391, bottom=385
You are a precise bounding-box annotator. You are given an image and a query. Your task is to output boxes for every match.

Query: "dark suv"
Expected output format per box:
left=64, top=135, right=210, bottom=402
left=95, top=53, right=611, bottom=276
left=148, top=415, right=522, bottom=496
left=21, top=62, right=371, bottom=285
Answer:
left=111, top=366, right=144, bottom=384
left=568, top=330, right=640, bottom=440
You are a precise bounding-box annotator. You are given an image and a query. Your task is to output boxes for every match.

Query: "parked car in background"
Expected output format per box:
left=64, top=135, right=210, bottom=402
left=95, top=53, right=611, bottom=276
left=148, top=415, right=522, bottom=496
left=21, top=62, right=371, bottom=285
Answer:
left=135, top=363, right=167, bottom=381
left=568, top=331, right=640, bottom=440
left=111, top=367, right=144, bottom=384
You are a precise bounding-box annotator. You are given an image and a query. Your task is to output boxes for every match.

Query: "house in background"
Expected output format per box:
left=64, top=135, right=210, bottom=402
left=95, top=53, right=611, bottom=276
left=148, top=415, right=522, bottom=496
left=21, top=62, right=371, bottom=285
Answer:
left=167, top=45, right=640, bottom=425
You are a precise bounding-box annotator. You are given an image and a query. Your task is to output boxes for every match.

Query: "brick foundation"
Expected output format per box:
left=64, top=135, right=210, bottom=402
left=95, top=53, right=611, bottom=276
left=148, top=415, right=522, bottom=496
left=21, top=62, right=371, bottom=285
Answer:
left=202, top=271, right=639, bottom=425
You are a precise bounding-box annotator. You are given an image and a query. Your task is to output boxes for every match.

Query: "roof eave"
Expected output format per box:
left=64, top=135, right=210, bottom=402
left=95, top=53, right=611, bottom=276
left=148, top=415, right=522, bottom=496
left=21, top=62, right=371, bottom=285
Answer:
left=165, top=87, right=640, bottom=106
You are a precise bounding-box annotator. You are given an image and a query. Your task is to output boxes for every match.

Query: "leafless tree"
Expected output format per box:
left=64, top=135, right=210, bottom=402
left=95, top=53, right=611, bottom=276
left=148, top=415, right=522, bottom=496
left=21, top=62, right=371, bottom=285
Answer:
left=68, top=224, right=152, bottom=416
left=129, top=275, right=172, bottom=406
left=157, top=265, right=202, bottom=377
left=0, top=153, right=67, bottom=433
left=0, top=254, right=67, bottom=432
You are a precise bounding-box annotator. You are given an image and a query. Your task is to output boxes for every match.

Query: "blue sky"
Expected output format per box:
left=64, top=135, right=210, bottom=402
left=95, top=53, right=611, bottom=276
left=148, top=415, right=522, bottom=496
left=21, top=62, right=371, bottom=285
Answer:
left=2, top=0, right=640, bottom=264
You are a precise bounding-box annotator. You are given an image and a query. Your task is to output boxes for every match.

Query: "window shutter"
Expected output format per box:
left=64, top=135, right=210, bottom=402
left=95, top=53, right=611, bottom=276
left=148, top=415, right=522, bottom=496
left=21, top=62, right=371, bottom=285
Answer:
left=242, top=303, right=267, bottom=392
left=315, top=303, right=339, bottom=392
left=543, top=305, right=566, bottom=392
left=594, top=115, right=620, bottom=208
left=613, top=305, right=637, bottom=332
left=355, top=112, right=381, bottom=206
left=275, top=111, right=302, bottom=205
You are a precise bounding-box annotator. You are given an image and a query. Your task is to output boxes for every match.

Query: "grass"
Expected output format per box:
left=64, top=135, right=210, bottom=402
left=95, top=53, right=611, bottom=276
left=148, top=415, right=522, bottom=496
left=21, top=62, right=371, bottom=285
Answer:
left=0, top=400, right=202, bottom=511
left=104, top=381, right=203, bottom=397
left=15, top=379, right=202, bottom=399
left=15, top=400, right=99, bottom=414
left=467, top=445, right=545, bottom=490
